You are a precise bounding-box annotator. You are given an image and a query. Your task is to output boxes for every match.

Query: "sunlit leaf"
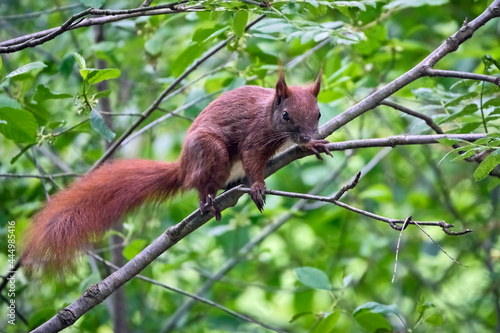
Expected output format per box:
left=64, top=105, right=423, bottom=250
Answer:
left=4, top=61, right=46, bottom=80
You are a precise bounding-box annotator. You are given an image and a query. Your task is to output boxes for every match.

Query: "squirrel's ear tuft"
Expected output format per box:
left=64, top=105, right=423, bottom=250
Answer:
left=311, top=67, right=322, bottom=97
left=275, top=65, right=289, bottom=104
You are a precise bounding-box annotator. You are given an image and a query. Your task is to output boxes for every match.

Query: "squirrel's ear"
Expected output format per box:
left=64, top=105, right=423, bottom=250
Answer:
left=275, top=66, right=289, bottom=104
left=311, top=67, right=322, bottom=97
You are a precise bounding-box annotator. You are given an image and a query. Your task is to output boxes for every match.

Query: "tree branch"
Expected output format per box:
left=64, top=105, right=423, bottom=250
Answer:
left=236, top=187, right=466, bottom=232
left=380, top=100, right=445, bottom=135
left=423, top=68, right=500, bottom=86
left=0, top=172, right=79, bottom=179
left=0, top=1, right=200, bottom=52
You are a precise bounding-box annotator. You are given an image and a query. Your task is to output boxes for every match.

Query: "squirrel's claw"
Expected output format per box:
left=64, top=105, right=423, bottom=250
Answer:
left=304, top=139, right=333, bottom=160
left=199, top=194, right=222, bottom=221
left=250, top=182, right=266, bottom=212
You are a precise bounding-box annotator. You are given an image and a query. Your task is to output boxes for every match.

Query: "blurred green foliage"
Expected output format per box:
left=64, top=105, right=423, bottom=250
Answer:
left=0, top=0, right=499, bottom=332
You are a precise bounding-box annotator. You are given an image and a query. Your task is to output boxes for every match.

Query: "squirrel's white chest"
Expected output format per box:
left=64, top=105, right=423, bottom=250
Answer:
left=226, top=160, right=245, bottom=185
left=224, top=138, right=295, bottom=186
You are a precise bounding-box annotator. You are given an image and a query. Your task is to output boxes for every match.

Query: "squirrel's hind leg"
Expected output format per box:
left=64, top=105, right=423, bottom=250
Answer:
left=181, top=134, right=230, bottom=221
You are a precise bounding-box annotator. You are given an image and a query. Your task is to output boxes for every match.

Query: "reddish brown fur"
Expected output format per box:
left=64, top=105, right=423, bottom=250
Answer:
left=22, top=160, right=182, bottom=274
left=22, top=71, right=330, bottom=275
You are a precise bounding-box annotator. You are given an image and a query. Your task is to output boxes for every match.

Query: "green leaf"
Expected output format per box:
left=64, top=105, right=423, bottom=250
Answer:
left=437, top=138, right=458, bottom=146
left=425, top=314, right=443, bottom=326
left=123, top=239, right=148, bottom=260
left=452, top=150, right=476, bottom=161
left=289, top=311, right=314, bottom=323
left=354, top=311, right=391, bottom=332
left=354, top=302, right=400, bottom=316
left=474, top=149, right=500, bottom=181
left=233, top=10, right=248, bottom=38
left=353, top=302, right=399, bottom=332
left=193, top=26, right=229, bottom=44
left=445, top=92, right=478, bottom=107
left=0, top=95, right=21, bottom=109
left=484, top=98, right=500, bottom=109
left=385, top=0, right=448, bottom=9
left=172, top=44, right=204, bottom=77
left=417, top=300, right=435, bottom=315
left=4, top=61, right=47, bottom=81
left=60, top=53, right=75, bottom=79
left=33, top=85, right=72, bottom=104
left=295, top=267, right=332, bottom=290
left=93, top=90, right=111, bottom=99
left=0, top=107, right=38, bottom=143
left=73, top=52, right=86, bottom=70
left=145, top=38, right=162, bottom=56
left=439, top=104, right=478, bottom=124
left=89, top=109, right=115, bottom=142
left=80, top=68, right=121, bottom=84
left=10, top=143, right=36, bottom=164
left=79, top=0, right=106, bottom=8
left=312, top=310, right=341, bottom=333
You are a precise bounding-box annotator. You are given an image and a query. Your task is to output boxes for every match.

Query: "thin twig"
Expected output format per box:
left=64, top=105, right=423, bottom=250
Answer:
left=0, top=3, right=83, bottom=20
left=120, top=90, right=222, bottom=146
left=412, top=220, right=466, bottom=267
left=380, top=100, right=445, bottom=135
left=0, top=172, right=79, bottom=179
left=236, top=187, right=466, bottom=232
left=392, top=217, right=411, bottom=283
left=332, top=171, right=361, bottom=200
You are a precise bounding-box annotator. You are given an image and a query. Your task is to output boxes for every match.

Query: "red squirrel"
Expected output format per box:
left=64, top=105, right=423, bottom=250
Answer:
left=21, top=69, right=331, bottom=273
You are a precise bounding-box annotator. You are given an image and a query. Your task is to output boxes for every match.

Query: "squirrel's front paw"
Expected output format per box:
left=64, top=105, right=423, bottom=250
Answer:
left=304, top=139, right=333, bottom=161
left=250, top=182, right=266, bottom=212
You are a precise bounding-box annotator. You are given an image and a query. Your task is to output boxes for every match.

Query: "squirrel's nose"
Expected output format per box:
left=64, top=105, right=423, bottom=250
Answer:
left=299, top=134, right=311, bottom=144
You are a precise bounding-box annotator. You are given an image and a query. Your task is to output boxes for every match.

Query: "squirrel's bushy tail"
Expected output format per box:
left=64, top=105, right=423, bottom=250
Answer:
left=21, top=159, right=183, bottom=275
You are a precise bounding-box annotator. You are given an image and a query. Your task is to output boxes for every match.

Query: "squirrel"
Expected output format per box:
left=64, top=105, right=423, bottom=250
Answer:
left=21, top=69, right=332, bottom=274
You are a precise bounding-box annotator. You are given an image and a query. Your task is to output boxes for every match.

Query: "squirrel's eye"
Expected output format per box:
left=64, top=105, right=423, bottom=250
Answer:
left=282, top=111, right=290, bottom=121
left=318, top=112, right=321, bottom=120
